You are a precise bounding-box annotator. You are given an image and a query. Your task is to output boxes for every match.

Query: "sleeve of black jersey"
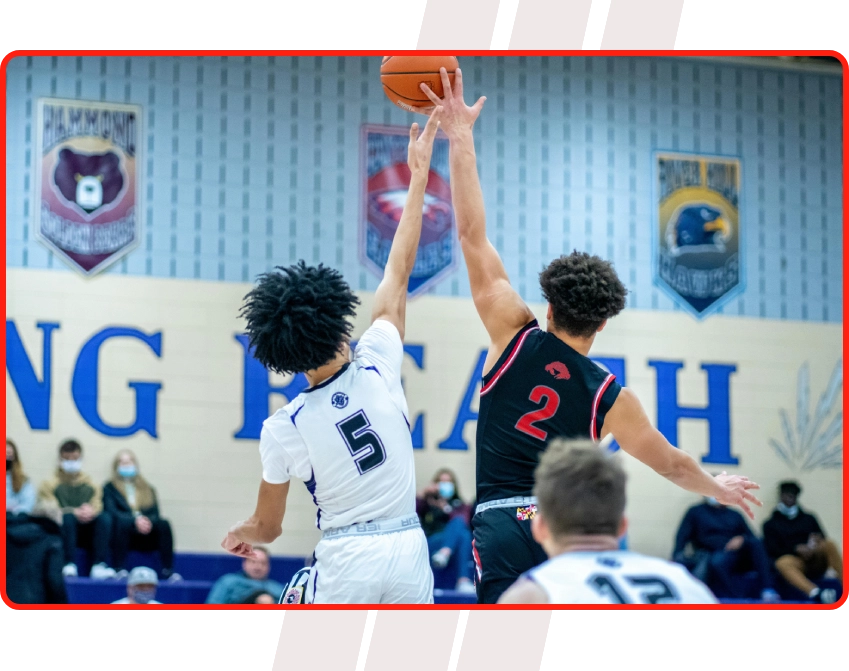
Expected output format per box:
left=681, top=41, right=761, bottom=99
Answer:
left=594, top=376, right=622, bottom=439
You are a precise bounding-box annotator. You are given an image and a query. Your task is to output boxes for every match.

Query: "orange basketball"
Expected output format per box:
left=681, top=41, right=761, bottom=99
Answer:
left=380, top=56, right=459, bottom=112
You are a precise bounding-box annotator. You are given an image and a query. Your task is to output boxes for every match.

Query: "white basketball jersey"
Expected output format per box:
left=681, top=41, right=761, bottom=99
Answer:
left=527, top=551, right=717, bottom=604
left=259, top=320, right=416, bottom=530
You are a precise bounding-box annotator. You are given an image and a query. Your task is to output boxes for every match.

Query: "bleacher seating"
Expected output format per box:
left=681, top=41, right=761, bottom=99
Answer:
left=66, top=550, right=479, bottom=604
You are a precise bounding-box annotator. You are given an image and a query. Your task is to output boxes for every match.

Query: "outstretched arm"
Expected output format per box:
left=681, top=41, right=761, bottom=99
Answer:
left=221, top=479, right=290, bottom=557
left=421, top=69, right=535, bottom=365
left=371, top=110, right=443, bottom=340
left=602, top=388, right=763, bottom=519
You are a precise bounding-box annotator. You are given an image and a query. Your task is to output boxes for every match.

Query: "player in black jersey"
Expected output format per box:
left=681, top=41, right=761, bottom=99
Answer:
left=420, top=70, right=762, bottom=603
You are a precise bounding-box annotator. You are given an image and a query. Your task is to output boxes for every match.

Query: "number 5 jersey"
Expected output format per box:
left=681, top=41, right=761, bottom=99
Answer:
left=259, top=319, right=416, bottom=531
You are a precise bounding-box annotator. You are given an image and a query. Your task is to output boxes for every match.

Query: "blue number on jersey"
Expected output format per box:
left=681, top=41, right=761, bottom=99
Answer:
left=336, top=410, right=387, bottom=475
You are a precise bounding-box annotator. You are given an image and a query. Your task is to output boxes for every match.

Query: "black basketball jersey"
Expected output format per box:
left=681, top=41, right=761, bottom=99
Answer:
left=475, top=320, right=622, bottom=504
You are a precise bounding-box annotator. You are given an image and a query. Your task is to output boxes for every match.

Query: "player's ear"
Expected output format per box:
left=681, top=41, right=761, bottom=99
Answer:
left=531, top=512, right=548, bottom=545
left=546, top=303, right=553, bottom=320
left=617, top=515, right=628, bottom=539
left=597, top=319, right=607, bottom=333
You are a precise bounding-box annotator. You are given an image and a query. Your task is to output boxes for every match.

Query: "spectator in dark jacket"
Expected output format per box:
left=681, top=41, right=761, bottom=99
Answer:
left=416, top=468, right=475, bottom=593
left=762, top=481, right=843, bottom=603
left=6, top=504, right=68, bottom=604
left=673, top=497, right=778, bottom=602
left=103, top=449, right=179, bottom=581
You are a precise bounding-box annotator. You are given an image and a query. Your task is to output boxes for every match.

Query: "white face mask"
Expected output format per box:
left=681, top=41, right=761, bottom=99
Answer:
left=60, top=459, right=82, bottom=474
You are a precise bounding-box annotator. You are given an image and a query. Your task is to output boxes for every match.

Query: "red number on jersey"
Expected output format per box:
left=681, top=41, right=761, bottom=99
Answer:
left=515, top=385, right=561, bottom=441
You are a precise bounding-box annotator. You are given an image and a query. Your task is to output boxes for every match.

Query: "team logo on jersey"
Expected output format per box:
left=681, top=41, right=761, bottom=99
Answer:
left=516, top=505, right=537, bottom=521
left=654, top=152, right=743, bottom=318
left=34, top=98, right=142, bottom=276
left=545, top=362, right=571, bottom=380
left=331, top=392, right=349, bottom=409
left=282, top=586, right=304, bottom=604
left=361, top=125, right=456, bottom=297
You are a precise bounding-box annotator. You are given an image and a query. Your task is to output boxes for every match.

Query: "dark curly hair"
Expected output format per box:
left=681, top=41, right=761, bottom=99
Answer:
left=539, top=251, right=627, bottom=338
left=239, top=261, right=360, bottom=374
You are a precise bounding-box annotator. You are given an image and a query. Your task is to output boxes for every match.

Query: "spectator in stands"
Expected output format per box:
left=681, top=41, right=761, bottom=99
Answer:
left=206, top=546, right=284, bottom=604
left=37, top=439, right=115, bottom=579
left=241, top=590, right=277, bottom=604
left=6, top=438, right=36, bottom=516
left=111, top=566, right=162, bottom=604
left=103, top=449, right=179, bottom=581
left=673, top=496, right=779, bottom=602
left=416, top=468, right=476, bottom=593
left=6, top=502, right=68, bottom=604
left=763, top=481, right=843, bottom=603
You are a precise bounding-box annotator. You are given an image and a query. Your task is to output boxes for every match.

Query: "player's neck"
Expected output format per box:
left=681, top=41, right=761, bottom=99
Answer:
left=546, top=324, right=595, bottom=356
left=305, top=351, right=350, bottom=388
left=549, top=534, right=620, bottom=555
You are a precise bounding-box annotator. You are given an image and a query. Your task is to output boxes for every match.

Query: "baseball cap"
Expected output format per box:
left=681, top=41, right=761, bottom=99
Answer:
left=127, top=566, right=159, bottom=586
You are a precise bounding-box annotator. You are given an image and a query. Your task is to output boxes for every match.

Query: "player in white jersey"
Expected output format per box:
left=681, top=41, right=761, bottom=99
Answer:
left=499, top=439, right=717, bottom=604
left=220, top=109, right=444, bottom=604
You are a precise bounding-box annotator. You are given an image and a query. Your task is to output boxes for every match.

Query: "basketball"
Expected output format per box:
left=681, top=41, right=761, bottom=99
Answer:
left=380, top=56, right=459, bottom=112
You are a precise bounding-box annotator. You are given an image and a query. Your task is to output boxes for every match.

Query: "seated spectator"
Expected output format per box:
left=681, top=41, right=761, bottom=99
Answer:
left=763, top=481, right=843, bottom=603
left=241, top=590, right=277, bottom=604
left=206, top=547, right=284, bottom=604
left=37, top=439, right=115, bottom=579
left=416, top=468, right=475, bottom=593
left=6, top=438, right=36, bottom=516
left=6, top=502, right=68, bottom=604
left=103, top=449, right=179, bottom=581
left=111, top=566, right=162, bottom=604
left=673, top=496, right=779, bottom=602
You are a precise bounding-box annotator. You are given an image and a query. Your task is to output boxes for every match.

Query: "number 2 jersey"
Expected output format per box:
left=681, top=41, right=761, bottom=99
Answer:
left=259, top=320, right=415, bottom=530
left=476, top=319, right=622, bottom=504
left=526, top=550, right=717, bottom=604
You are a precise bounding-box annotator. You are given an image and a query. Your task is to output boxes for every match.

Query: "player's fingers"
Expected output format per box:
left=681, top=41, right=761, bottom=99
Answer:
left=739, top=500, right=754, bottom=520
left=420, top=82, right=443, bottom=106
left=471, top=96, right=487, bottom=116
left=744, top=491, right=763, bottom=506
left=439, top=67, right=453, bottom=98
left=454, top=67, right=464, bottom=99
left=409, top=122, right=419, bottom=143
left=422, top=107, right=442, bottom=141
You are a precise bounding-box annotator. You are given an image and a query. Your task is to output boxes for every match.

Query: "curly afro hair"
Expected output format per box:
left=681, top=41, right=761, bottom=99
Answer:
left=240, top=261, right=360, bottom=374
left=539, top=251, right=627, bottom=338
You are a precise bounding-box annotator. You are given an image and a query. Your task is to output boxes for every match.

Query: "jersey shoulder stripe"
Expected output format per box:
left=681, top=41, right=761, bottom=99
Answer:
left=590, top=373, right=616, bottom=440
left=480, top=321, right=540, bottom=396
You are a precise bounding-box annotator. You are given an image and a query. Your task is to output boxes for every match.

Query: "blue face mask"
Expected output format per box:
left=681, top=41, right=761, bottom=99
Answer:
left=132, top=588, right=156, bottom=604
left=118, top=464, right=137, bottom=479
left=777, top=502, right=799, bottom=519
left=438, top=481, right=455, bottom=499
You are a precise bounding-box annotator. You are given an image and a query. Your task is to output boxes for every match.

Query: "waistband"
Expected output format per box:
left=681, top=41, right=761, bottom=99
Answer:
left=321, top=514, right=421, bottom=540
left=475, top=496, right=538, bottom=516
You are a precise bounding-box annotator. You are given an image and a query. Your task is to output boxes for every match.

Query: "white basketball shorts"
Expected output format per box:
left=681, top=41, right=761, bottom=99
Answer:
left=307, top=524, right=433, bottom=604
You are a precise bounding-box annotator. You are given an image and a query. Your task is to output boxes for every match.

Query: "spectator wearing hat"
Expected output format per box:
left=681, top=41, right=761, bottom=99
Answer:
left=763, top=481, right=843, bottom=603
left=112, top=566, right=161, bottom=604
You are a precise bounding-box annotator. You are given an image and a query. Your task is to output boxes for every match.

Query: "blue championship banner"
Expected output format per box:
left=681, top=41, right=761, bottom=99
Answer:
left=34, top=98, right=142, bottom=276
left=654, top=152, right=743, bottom=317
left=360, top=124, right=455, bottom=296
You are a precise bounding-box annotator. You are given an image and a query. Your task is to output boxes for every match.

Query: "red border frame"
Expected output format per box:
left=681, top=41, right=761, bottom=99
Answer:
left=2, top=49, right=846, bottom=611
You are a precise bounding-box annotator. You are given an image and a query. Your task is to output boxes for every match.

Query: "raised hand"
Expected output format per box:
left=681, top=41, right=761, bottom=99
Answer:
left=407, top=106, right=442, bottom=176
left=714, top=471, right=763, bottom=520
left=419, top=67, right=486, bottom=140
left=221, top=530, right=260, bottom=559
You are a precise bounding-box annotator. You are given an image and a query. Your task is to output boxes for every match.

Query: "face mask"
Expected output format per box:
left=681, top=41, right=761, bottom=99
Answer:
left=438, top=481, right=455, bottom=499
left=61, top=459, right=82, bottom=474
left=706, top=497, right=719, bottom=506
left=133, top=588, right=156, bottom=604
left=777, top=503, right=799, bottom=519
left=118, top=464, right=137, bottom=479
